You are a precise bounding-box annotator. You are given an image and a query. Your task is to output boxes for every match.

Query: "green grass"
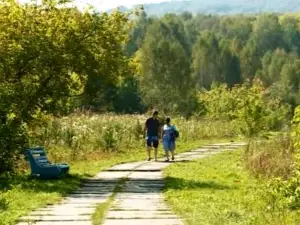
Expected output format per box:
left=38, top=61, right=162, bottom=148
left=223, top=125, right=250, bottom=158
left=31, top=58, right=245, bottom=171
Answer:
left=163, top=150, right=300, bottom=225
left=0, top=139, right=230, bottom=225
left=92, top=177, right=128, bottom=225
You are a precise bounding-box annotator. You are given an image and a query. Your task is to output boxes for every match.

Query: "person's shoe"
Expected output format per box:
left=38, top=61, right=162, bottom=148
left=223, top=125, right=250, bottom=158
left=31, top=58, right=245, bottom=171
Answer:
left=147, top=158, right=151, bottom=161
left=165, top=159, right=170, bottom=162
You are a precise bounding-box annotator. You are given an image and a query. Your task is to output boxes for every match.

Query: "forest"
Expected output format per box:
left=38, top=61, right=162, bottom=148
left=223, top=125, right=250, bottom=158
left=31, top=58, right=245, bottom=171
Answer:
left=126, top=7, right=300, bottom=118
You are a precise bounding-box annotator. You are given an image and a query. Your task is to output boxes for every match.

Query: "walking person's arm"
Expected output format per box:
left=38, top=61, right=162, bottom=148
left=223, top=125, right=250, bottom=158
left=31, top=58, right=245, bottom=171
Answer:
left=144, top=119, right=148, bottom=138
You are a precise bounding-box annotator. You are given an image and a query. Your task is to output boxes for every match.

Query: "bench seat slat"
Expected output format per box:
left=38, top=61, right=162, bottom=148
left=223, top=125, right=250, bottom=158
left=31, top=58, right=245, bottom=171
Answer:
left=36, top=156, right=48, bottom=160
left=36, top=159, right=50, bottom=164
left=30, top=150, right=45, bottom=154
left=25, top=147, right=69, bottom=178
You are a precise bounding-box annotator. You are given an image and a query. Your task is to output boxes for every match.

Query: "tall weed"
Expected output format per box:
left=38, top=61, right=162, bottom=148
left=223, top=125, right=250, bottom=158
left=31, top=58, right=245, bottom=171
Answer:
left=29, top=113, right=237, bottom=162
left=245, top=135, right=294, bottom=179
left=262, top=106, right=300, bottom=211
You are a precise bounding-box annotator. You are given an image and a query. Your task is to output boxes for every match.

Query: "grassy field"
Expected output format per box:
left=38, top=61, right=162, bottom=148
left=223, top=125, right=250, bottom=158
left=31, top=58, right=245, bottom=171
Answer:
left=0, top=113, right=238, bottom=225
left=28, top=113, right=238, bottom=163
left=163, top=150, right=300, bottom=225
left=0, top=114, right=236, bottom=225
left=0, top=141, right=203, bottom=225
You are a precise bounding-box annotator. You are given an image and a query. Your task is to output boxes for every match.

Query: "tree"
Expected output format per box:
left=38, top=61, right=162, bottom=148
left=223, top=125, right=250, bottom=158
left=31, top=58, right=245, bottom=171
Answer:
left=218, top=15, right=254, bottom=53
left=257, top=49, right=293, bottom=87
left=0, top=0, right=132, bottom=173
left=240, top=14, right=284, bottom=79
left=125, top=5, right=149, bottom=56
left=280, top=16, right=300, bottom=54
left=183, top=14, right=219, bottom=45
left=139, top=20, right=196, bottom=117
left=113, top=76, right=145, bottom=113
left=192, top=32, right=241, bottom=89
left=162, top=13, right=191, bottom=55
left=257, top=49, right=300, bottom=109
left=81, top=11, right=133, bottom=110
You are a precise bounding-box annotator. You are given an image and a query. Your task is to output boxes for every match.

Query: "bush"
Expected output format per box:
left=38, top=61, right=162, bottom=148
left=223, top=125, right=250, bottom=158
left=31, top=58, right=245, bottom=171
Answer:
left=264, top=106, right=300, bottom=210
left=200, top=79, right=291, bottom=139
left=0, top=194, right=8, bottom=211
left=0, top=121, right=28, bottom=174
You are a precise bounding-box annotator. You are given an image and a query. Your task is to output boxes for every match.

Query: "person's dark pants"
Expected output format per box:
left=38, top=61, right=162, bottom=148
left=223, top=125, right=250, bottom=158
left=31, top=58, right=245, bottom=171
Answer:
left=146, top=136, right=159, bottom=148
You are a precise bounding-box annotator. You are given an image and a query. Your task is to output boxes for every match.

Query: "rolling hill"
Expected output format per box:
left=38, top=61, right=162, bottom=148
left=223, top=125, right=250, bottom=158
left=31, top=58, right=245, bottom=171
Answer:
left=109, top=0, right=300, bottom=16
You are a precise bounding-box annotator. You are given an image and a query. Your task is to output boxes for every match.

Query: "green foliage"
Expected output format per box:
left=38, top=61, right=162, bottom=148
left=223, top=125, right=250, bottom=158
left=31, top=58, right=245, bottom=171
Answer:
left=28, top=114, right=237, bottom=162
left=192, top=32, right=241, bottom=89
left=234, top=81, right=269, bottom=138
left=201, top=80, right=290, bottom=138
left=101, top=124, right=120, bottom=152
left=0, top=121, right=28, bottom=174
left=125, top=6, right=149, bottom=56
left=126, top=12, right=300, bottom=116
left=164, top=150, right=300, bottom=225
left=0, top=137, right=226, bottom=225
left=257, top=49, right=300, bottom=109
left=264, top=107, right=300, bottom=210
left=0, top=194, right=8, bottom=211
left=292, top=106, right=300, bottom=148
left=200, top=84, right=239, bottom=120
left=112, top=76, right=145, bottom=114
left=0, top=0, right=134, bottom=173
left=240, top=14, right=283, bottom=78
left=139, top=17, right=197, bottom=117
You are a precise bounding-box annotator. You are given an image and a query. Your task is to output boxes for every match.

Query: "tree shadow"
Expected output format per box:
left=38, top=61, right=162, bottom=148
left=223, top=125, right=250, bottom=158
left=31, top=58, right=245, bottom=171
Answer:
left=0, top=173, right=84, bottom=196
left=163, top=176, right=233, bottom=191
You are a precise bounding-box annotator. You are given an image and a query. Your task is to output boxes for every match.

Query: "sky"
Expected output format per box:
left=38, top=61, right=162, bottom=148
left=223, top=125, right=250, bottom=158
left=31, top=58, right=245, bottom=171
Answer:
left=73, top=0, right=173, bottom=11
left=18, top=0, right=175, bottom=11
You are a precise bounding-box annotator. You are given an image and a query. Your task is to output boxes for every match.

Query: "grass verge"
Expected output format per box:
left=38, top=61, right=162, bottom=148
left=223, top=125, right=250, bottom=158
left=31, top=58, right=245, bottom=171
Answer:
left=92, top=178, right=128, bottom=225
left=163, top=150, right=300, bottom=225
left=0, top=139, right=231, bottom=225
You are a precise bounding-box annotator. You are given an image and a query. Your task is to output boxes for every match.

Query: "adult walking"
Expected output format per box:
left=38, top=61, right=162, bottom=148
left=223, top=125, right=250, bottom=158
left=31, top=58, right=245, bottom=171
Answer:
left=144, top=111, right=160, bottom=161
left=161, top=117, right=178, bottom=162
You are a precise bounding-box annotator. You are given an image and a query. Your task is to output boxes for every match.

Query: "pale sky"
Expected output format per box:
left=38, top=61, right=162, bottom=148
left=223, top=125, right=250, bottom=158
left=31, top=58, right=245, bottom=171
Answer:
left=73, top=0, right=173, bottom=11
left=19, top=0, right=173, bottom=11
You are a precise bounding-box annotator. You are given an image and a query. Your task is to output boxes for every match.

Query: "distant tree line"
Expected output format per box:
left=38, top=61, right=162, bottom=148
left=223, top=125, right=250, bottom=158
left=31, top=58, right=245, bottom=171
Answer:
left=125, top=9, right=300, bottom=116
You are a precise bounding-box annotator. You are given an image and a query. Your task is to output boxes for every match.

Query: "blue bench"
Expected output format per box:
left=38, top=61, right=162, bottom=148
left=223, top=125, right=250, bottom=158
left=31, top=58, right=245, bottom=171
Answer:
left=25, top=147, right=69, bottom=179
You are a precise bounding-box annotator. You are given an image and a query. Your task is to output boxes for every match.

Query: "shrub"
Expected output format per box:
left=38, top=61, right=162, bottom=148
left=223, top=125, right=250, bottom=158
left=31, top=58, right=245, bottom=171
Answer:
left=0, top=121, right=28, bottom=174
left=0, top=194, right=8, bottom=211
left=265, top=106, right=300, bottom=210
left=102, top=123, right=119, bottom=152
left=200, top=79, right=291, bottom=139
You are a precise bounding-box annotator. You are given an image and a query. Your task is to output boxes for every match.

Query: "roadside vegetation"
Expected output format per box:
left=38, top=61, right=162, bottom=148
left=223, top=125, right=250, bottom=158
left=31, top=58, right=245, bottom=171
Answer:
left=0, top=113, right=236, bottom=225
